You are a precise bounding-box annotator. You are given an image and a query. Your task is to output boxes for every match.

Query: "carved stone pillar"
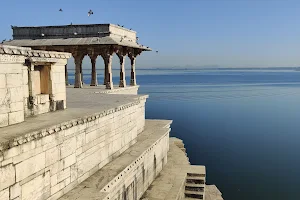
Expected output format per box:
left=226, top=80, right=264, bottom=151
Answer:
left=103, top=64, right=108, bottom=85
left=100, top=46, right=119, bottom=89
left=65, top=64, right=69, bottom=86
left=129, top=56, right=136, bottom=86
left=89, top=54, right=98, bottom=86
left=101, top=54, right=113, bottom=89
left=117, top=52, right=126, bottom=87
left=72, top=52, right=85, bottom=88
left=80, top=65, right=84, bottom=85
left=128, top=49, right=142, bottom=86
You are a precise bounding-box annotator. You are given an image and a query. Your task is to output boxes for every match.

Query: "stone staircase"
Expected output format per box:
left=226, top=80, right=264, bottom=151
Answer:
left=185, top=172, right=206, bottom=199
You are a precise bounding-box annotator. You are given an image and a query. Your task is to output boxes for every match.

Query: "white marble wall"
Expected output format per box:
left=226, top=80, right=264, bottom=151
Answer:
left=101, top=130, right=169, bottom=200
left=0, top=59, right=26, bottom=127
left=0, top=100, right=146, bottom=200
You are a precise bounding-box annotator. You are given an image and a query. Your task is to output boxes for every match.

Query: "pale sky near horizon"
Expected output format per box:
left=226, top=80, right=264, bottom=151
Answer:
left=1, top=0, right=300, bottom=69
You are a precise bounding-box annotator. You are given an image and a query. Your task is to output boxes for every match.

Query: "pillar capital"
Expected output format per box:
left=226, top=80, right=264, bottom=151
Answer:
left=128, top=48, right=143, bottom=60
left=87, top=48, right=99, bottom=60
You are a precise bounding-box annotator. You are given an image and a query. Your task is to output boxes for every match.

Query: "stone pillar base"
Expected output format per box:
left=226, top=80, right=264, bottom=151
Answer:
left=74, top=83, right=83, bottom=88
left=119, top=80, right=126, bottom=87
left=130, top=79, right=136, bottom=86
left=106, top=82, right=114, bottom=89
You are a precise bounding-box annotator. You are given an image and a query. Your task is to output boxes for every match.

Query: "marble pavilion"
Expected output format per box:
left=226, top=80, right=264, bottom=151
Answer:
left=4, top=24, right=151, bottom=89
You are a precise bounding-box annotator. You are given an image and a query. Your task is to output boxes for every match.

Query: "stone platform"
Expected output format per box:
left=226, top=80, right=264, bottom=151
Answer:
left=0, top=88, right=147, bottom=151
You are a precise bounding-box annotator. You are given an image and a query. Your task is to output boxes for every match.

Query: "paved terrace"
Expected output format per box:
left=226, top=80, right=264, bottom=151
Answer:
left=66, top=85, right=139, bottom=94
left=0, top=88, right=148, bottom=151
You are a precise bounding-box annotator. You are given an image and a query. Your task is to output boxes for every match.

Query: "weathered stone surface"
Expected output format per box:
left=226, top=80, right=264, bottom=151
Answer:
left=46, top=147, right=60, bottom=167
left=60, top=137, right=76, bottom=159
left=6, top=74, right=22, bottom=88
left=8, top=87, right=23, bottom=103
left=13, top=146, right=43, bottom=164
left=21, top=172, right=50, bottom=200
left=8, top=111, right=24, bottom=125
left=16, top=152, right=45, bottom=182
left=10, top=183, right=21, bottom=199
left=0, top=188, right=9, bottom=200
left=0, top=113, right=9, bottom=128
left=3, top=146, right=21, bottom=160
left=0, top=164, right=15, bottom=190
left=62, top=154, right=76, bottom=169
left=9, top=102, right=23, bottom=112
left=0, top=74, right=6, bottom=89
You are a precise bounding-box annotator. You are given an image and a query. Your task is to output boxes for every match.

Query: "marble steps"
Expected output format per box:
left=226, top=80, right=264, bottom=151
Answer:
left=184, top=171, right=206, bottom=199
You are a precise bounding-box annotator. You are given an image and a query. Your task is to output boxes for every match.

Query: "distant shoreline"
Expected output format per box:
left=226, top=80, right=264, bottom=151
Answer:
left=69, top=67, right=300, bottom=71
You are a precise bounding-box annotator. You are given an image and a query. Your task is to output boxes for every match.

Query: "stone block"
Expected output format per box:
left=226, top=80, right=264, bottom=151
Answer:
left=0, top=164, right=15, bottom=190
left=23, top=85, right=29, bottom=98
left=6, top=74, right=22, bottom=88
left=50, top=174, right=57, bottom=187
left=13, top=146, right=43, bottom=164
left=37, top=94, right=49, bottom=104
left=50, top=181, right=65, bottom=195
left=2, top=158, right=12, bottom=166
left=0, top=113, right=8, bottom=128
left=3, top=146, right=21, bottom=160
left=0, top=64, right=23, bottom=74
left=77, top=148, right=101, bottom=177
left=57, top=167, right=70, bottom=183
left=70, top=165, right=77, bottom=182
left=60, top=137, right=76, bottom=159
left=22, top=68, right=28, bottom=85
left=9, top=102, right=23, bottom=112
left=21, top=141, right=36, bottom=154
left=76, top=133, right=85, bottom=148
left=63, top=154, right=76, bottom=169
left=9, top=87, right=23, bottom=103
left=0, top=188, right=9, bottom=200
left=8, top=111, right=24, bottom=125
left=0, top=88, right=10, bottom=113
left=10, top=183, right=21, bottom=199
left=21, top=172, right=50, bottom=200
left=16, top=152, right=45, bottom=182
left=45, top=147, right=60, bottom=167
left=0, top=74, right=6, bottom=89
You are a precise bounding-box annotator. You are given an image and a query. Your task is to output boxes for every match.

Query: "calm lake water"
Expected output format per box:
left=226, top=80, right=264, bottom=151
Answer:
left=69, top=69, right=300, bottom=200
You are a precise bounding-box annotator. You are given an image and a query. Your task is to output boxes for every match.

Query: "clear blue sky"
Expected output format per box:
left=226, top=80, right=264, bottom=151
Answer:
left=1, top=0, right=300, bottom=68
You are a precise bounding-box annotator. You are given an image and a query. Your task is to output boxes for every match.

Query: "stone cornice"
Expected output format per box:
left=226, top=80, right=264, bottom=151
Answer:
left=0, top=95, right=148, bottom=152
left=0, top=45, right=71, bottom=60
